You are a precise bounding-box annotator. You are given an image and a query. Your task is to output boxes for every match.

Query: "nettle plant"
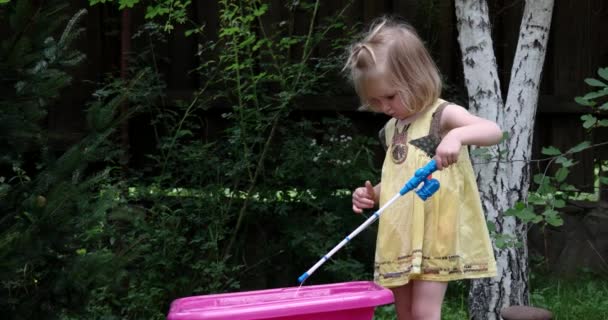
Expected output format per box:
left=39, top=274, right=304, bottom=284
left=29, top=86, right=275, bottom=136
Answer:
left=132, top=0, right=377, bottom=289
left=88, top=0, right=192, bottom=32
left=493, top=67, right=608, bottom=248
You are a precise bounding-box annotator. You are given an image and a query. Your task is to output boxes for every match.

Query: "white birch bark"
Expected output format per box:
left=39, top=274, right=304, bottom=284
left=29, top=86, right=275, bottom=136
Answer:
left=454, top=1, right=554, bottom=319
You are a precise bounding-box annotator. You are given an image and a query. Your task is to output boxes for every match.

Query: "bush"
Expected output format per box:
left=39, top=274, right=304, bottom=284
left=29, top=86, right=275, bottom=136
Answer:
left=2, top=1, right=381, bottom=319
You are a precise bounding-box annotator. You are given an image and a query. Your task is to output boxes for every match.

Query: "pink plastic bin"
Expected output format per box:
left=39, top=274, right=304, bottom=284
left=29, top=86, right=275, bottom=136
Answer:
left=167, top=281, right=394, bottom=320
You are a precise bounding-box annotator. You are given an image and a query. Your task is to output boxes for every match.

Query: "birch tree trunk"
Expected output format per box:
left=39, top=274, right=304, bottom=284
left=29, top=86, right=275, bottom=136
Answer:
left=454, top=1, right=554, bottom=319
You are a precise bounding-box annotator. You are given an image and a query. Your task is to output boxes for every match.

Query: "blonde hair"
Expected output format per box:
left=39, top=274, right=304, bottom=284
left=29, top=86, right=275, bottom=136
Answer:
left=344, top=17, right=442, bottom=113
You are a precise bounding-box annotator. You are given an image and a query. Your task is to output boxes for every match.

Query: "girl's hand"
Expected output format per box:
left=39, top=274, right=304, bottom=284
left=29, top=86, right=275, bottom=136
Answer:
left=352, top=180, right=376, bottom=214
left=434, top=132, right=462, bottom=170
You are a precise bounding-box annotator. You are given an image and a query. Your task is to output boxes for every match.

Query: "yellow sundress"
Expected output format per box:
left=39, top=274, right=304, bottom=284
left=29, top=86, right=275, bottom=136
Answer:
left=374, top=98, right=497, bottom=288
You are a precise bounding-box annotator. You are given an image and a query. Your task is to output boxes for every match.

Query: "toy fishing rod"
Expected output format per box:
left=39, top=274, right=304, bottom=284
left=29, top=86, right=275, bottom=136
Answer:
left=298, top=159, right=440, bottom=283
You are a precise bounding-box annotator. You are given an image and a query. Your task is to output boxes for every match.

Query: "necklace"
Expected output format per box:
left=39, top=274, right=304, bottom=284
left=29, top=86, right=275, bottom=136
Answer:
left=390, top=121, right=409, bottom=164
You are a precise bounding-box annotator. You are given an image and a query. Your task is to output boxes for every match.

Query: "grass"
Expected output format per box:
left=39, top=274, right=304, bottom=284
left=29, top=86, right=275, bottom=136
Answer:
left=373, top=272, right=608, bottom=320
left=530, top=272, right=608, bottom=320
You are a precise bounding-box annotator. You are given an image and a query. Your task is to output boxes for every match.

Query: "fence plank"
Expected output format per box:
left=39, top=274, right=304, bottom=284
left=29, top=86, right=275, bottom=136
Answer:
left=43, top=0, right=608, bottom=194
left=551, top=0, right=595, bottom=99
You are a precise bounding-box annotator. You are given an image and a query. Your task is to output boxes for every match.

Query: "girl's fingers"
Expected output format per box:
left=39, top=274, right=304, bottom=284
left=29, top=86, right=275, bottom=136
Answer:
left=435, top=154, right=459, bottom=170
left=353, top=197, right=374, bottom=209
left=352, top=183, right=376, bottom=214
left=365, top=181, right=375, bottom=197
left=446, top=154, right=458, bottom=167
left=434, top=156, right=444, bottom=170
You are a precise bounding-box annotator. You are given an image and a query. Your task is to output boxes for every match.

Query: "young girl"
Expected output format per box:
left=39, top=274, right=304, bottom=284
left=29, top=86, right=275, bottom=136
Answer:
left=345, top=18, right=502, bottom=320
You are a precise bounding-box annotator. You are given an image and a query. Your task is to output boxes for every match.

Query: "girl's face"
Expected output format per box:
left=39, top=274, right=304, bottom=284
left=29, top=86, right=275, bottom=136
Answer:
left=364, top=77, right=412, bottom=119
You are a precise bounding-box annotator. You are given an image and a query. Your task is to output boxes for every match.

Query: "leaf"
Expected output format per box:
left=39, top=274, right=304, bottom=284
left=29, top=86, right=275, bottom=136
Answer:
left=176, top=129, right=192, bottom=138
left=493, top=233, right=518, bottom=249
left=537, top=182, right=556, bottom=195
left=219, top=27, right=240, bottom=37
left=495, top=237, right=506, bottom=249
left=583, top=88, right=608, bottom=100
left=600, top=102, right=608, bottom=111
left=252, top=39, right=268, bottom=52
left=560, top=183, right=578, bottom=192
left=239, top=35, right=256, bottom=48
left=553, top=199, right=566, bottom=208
left=581, top=114, right=597, bottom=128
left=555, top=156, right=574, bottom=168
left=504, top=207, right=518, bottom=217
left=543, top=209, right=563, bottom=227
left=600, top=177, right=608, bottom=185
left=470, top=147, right=489, bottom=156
left=541, top=146, right=561, bottom=156
left=574, top=96, right=594, bottom=107
left=528, top=193, right=546, bottom=205
left=567, top=141, right=590, bottom=153
left=599, top=67, right=608, bottom=81
left=533, top=173, right=547, bottom=185
left=118, top=0, right=139, bottom=9
left=598, top=119, right=608, bottom=127
left=253, top=3, right=268, bottom=17
left=486, top=221, right=496, bottom=233
left=584, top=78, right=607, bottom=87
left=555, top=167, right=569, bottom=182
left=516, top=207, right=539, bottom=223
left=506, top=205, right=538, bottom=223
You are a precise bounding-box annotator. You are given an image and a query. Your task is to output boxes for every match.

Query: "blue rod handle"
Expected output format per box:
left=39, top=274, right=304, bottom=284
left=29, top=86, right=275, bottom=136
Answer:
left=399, top=159, right=438, bottom=195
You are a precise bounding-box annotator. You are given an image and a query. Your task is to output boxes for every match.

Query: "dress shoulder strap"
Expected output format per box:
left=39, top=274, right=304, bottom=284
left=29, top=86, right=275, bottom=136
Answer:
left=429, top=101, right=451, bottom=138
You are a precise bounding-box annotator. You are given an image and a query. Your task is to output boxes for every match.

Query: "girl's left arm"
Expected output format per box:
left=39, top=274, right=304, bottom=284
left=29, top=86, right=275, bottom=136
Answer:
left=434, top=104, right=503, bottom=169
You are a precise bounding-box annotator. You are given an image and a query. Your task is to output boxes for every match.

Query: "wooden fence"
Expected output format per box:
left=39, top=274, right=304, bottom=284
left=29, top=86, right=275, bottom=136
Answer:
left=46, top=0, right=608, bottom=198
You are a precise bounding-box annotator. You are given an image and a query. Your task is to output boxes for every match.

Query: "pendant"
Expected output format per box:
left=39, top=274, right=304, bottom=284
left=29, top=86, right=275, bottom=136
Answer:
left=391, top=123, right=409, bottom=164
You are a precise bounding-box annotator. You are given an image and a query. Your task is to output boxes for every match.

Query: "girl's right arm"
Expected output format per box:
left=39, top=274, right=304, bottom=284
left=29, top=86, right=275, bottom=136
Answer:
left=435, top=104, right=503, bottom=169
left=352, top=181, right=381, bottom=213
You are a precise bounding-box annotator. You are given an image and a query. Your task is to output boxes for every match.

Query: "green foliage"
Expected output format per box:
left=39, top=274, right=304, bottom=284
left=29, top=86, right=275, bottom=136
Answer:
left=498, top=67, right=608, bottom=247
left=174, top=0, right=365, bottom=268
left=87, top=0, right=192, bottom=32
left=2, top=0, right=378, bottom=318
left=486, top=221, right=521, bottom=249
left=0, top=0, right=82, bottom=162
left=153, top=1, right=375, bottom=289
left=0, top=1, right=131, bottom=318
left=50, top=0, right=371, bottom=318
left=0, top=1, right=178, bottom=318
